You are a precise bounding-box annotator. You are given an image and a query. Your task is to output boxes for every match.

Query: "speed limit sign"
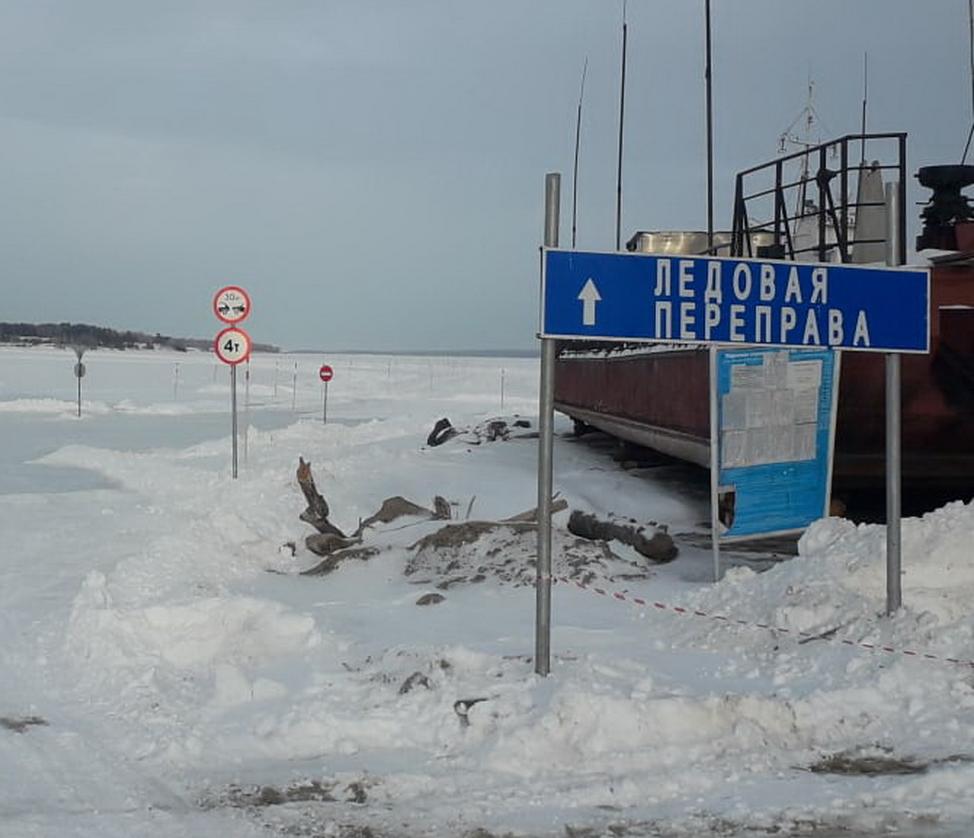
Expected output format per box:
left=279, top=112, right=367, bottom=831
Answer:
left=214, top=327, right=252, bottom=365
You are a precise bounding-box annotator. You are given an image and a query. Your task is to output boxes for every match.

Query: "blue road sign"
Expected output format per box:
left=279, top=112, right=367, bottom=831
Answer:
left=541, top=249, right=930, bottom=353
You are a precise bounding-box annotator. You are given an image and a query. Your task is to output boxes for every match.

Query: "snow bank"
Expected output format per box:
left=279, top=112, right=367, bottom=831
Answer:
left=0, top=397, right=205, bottom=417
left=68, top=571, right=321, bottom=671
left=684, top=500, right=974, bottom=655
left=0, top=397, right=111, bottom=416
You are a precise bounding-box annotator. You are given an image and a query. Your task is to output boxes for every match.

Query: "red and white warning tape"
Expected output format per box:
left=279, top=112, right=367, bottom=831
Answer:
left=551, top=575, right=974, bottom=670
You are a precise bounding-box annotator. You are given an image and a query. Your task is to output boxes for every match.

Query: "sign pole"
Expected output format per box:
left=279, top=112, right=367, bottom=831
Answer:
left=709, top=346, right=720, bottom=582
left=212, top=285, right=252, bottom=481
left=73, top=347, right=86, bottom=417
left=318, top=364, right=334, bottom=424
left=230, top=364, right=239, bottom=479
left=536, top=171, right=560, bottom=677
left=243, top=359, right=250, bottom=465
left=885, top=181, right=903, bottom=614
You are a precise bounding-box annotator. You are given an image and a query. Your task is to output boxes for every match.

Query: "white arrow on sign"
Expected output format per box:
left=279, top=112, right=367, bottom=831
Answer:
left=577, top=278, right=602, bottom=326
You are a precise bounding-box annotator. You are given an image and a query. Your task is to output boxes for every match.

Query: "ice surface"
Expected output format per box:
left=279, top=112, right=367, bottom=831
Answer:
left=1, top=345, right=972, bottom=837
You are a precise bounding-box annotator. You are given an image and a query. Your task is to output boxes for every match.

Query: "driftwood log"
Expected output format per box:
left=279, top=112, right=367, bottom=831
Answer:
left=567, top=510, right=677, bottom=563
left=296, top=457, right=347, bottom=538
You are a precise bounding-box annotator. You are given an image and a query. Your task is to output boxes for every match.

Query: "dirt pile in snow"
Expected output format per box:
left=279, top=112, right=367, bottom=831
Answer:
left=405, top=521, right=654, bottom=589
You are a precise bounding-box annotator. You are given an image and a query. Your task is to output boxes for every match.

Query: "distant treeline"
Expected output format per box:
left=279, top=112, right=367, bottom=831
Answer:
left=0, top=322, right=279, bottom=353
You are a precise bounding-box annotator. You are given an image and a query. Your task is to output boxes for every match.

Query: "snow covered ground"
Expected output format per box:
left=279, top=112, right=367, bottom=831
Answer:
left=1, top=344, right=973, bottom=837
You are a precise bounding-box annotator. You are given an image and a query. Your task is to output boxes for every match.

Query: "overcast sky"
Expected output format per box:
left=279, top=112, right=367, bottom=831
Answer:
left=1, top=1, right=970, bottom=352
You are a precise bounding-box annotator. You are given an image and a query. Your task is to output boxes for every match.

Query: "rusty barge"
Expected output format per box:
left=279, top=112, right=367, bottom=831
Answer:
left=554, top=134, right=974, bottom=503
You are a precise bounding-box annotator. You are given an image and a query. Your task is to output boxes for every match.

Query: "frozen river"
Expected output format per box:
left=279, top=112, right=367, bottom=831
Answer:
left=1, top=345, right=972, bottom=838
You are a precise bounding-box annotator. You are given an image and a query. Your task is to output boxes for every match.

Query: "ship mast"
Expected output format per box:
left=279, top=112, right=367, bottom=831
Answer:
left=963, top=0, right=974, bottom=163
left=778, top=78, right=829, bottom=220
left=571, top=58, right=588, bottom=248
left=614, top=0, right=628, bottom=250
left=705, top=0, right=714, bottom=254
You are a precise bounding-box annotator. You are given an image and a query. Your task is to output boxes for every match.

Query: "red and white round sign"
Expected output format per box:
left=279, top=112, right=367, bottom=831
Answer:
left=319, top=364, right=334, bottom=383
left=213, top=285, right=251, bottom=324
left=214, top=327, right=252, bottom=365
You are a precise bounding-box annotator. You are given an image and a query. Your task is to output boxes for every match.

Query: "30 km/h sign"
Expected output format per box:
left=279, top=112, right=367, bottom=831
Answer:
left=319, top=364, right=334, bottom=383
left=214, top=327, right=252, bottom=365
left=541, top=249, right=930, bottom=353
left=213, top=285, right=251, bottom=324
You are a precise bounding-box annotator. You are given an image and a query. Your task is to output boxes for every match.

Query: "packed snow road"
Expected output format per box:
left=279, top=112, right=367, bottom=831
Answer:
left=1, top=345, right=973, bottom=838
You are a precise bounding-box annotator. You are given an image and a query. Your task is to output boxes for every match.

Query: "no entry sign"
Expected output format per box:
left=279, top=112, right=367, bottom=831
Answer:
left=213, top=285, right=251, bottom=324
left=214, top=326, right=252, bottom=365
left=319, top=364, right=334, bottom=383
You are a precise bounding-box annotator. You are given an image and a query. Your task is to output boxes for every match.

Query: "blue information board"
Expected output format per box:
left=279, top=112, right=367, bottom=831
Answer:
left=715, top=347, right=838, bottom=540
left=542, top=249, right=930, bottom=353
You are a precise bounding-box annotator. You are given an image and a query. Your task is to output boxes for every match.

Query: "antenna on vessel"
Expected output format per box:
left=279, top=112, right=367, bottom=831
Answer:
left=859, top=52, right=868, bottom=167
left=779, top=77, right=831, bottom=217
left=571, top=57, right=588, bottom=249
left=615, top=0, right=628, bottom=250
left=963, top=0, right=974, bottom=163
left=705, top=0, right=714, bottom=254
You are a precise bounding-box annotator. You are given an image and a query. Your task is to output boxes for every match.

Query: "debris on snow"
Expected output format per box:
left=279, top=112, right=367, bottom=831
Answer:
left=296, top=456, right=347, bottom=538
left=568, top=509, right=678, bottom=562
left=354, top=495, right=435, bottom=535
left=406, top=521, right=652, bottom=588
left=0, top=715, right=48, bottom=734
left=426, top=417, right=459, bottom=447
left=302, top=546, right=381, bottom=576
left=425, top=416, right=535, bottom=448
left=397, top=671, right=432, bottom=694
left=305, top=532, right=361, bottom=557
left=415, top=592, right=446, bottom=606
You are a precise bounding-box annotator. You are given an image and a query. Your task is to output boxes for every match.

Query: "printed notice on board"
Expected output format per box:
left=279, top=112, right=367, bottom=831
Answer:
left=715, top=346, right=839, bottom=541
left=720, top=351, right=822, bottom=468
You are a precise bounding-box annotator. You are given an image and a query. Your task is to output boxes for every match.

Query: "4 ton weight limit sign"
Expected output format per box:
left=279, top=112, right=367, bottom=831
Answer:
left=214, top=326, right=252, bottom=365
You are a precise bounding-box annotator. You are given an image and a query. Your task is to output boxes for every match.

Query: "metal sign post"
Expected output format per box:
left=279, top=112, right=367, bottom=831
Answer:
left=231, top=364, right=239, bottom=478
left=243, top=359, right=251, bottom=465
left=885, top=181, right=903, bottom=614
left=536, top=171, right=560, bottom=678
left=72, top=347, right=87, bottom=417
left=214, top=327, right=251, bottom=478
left=319, top=364, right=334, bottom=424
left=709, top=347, right=720, bottom=581
left=213, top=286, right=252, bottom=480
